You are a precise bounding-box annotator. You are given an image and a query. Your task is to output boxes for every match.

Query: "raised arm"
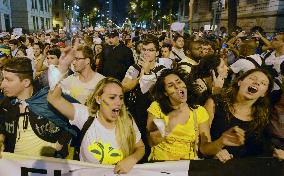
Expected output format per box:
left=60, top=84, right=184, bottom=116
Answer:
left=47, top=85, right=75, bottom=120
left=122, top=77, right=139, bottom=92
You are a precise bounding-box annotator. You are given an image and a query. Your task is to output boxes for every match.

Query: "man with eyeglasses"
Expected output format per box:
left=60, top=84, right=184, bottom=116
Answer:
left=122, top=34, right=172, bottom=163
left=60, top=45, right=105, bottom=104
left=102, top=30, right=134, bottom=81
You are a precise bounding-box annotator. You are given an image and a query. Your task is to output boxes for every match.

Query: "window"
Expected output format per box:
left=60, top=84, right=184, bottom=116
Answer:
left=41, top=17, right=44, bottom=29
left=36, top=17, right=39, bottom=30
left=33, top=16, right=36, bottom=29
left=46, top=18, right=49, bottom=29
left=32, top=0, right=35, bottom=9
left=45, top=0, right=47, bottom=11
left=39, top=0, right=44, bottom=11
left=35, top=0, right=38, bottom=10
left=55, top=12, right=59, bottom=18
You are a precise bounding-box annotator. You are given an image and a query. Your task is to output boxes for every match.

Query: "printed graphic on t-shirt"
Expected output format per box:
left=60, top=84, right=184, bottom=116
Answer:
left=70, top=87, right=85, bottom=99
left=88, top=140, right=123, bottom=164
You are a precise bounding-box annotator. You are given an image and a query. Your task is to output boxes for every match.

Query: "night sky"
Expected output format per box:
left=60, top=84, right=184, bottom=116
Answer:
left=96, top=0, right=177, bottom=26
left=97, top=0, right=129, bottom=25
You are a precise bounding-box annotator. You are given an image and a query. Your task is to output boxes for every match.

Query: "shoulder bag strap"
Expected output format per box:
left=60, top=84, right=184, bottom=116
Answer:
left=193, top=109, right=199, bottom=158
left=73, top=116, right=95, bottom=160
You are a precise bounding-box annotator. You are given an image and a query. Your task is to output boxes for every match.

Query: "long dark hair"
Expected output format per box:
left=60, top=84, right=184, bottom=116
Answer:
left=190, top=54, right=221, bottom=79
left=221, top=68, right=273, bottom=133
left=150, top=69, right=197, bottom=115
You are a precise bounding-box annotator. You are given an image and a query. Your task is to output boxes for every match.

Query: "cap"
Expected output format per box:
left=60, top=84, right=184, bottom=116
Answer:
left=108, top=30, right=119, bottom=38
left=56, top=42, right=66, bottom=48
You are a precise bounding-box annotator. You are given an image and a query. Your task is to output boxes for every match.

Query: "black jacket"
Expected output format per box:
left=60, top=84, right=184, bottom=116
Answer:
left=102, top=43, right=134, bottom=81
left=0, top=96, right=71, bottom=154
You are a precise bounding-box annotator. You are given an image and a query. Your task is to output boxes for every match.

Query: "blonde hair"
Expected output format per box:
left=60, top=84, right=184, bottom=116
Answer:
left=86, top=77, right=136, bottom=157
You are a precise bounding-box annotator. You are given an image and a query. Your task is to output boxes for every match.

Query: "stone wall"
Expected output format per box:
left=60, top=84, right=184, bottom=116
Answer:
left=192, top=0, right=284, bottom=33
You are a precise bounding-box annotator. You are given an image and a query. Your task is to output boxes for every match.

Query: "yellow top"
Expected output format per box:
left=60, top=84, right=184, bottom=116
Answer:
left=147, top=101, right=209, bottom=161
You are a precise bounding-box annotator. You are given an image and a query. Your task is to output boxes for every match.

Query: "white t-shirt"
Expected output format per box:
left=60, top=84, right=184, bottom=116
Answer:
left=124, top=58, right=171, bottom=94
left=230, top=54, right=263, bottom=73
left=265, top=51, right=284, bottom=73
left=265, top=51, right=284, bottom=90
left=61, top=73, right=105, bottom=104
left=14, top=116, right=57, bottom=156
left=71, top=103, right=141, bottom=165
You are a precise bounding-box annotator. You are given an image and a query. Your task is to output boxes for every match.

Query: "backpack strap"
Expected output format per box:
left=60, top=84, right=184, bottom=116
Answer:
left=73, top=116, right=95, bottom=160
left=243, top=56, right=261, bottom=68
left=261, top=50, right=273, bottom=60
left=178, top=61, right=193, bottom=67
left=132, top=64, right=142, bottom=74
left=172, top=51, right=182, bottom=62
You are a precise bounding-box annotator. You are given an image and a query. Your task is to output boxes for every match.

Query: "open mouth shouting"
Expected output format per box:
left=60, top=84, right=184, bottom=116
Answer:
left=111, top=108, right=121, bottom=117
left=177, top=89, right=186, bottom=99
left=247, top=86, right=258, bottom=94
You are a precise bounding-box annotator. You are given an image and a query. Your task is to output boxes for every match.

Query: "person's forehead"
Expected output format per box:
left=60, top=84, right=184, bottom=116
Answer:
left=143, top=43, right=155, bottom=48
left=3, top=70, right=19, bottom=78
left=165, top=74, right=180, bottom=83
left=47, top=54, right=58, bottom=59
left=103, top=83, right=123, bottom=94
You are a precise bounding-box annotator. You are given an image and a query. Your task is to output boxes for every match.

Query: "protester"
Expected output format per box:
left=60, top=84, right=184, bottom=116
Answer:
left=47, top=77, right=145, bottom=174
left=61, top=45, right=105, bottom=104
left=102, top=30, right=134, bottom=81
left=147, top=69, right=245, bottom=161
left=122, top=34, right=171, bottom=162
left=0, top=57, right=72, bottom=159
left=204, top=69, right=273, bottom=162
left=169, top=34, right=186, bottom=62
left=190, top=55, right=229, bottom=105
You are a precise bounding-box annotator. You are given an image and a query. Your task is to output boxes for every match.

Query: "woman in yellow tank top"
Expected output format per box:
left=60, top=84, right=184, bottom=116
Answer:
left=147, top=69, right=245, bottom=161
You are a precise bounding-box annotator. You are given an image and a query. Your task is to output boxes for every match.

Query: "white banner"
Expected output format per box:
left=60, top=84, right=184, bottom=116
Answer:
left=0, top=152, right=189, bottom=176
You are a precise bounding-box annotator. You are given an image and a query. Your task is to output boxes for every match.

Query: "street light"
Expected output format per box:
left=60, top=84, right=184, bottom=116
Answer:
left=131, top=3, right=137, bottom=10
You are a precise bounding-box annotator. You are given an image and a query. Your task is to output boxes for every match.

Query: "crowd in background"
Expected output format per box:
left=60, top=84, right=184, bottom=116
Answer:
left=0, top=26, right=283, bottom=174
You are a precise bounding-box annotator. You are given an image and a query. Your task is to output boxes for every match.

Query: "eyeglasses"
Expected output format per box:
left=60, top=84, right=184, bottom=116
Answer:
left=74, top=57, right=86, bottom=61
left=142, top=48, right=156, bottom=52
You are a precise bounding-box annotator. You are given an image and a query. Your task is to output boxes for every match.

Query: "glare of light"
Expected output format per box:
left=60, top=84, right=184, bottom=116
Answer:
left=131, top=3, right=137, bottom=10
left=71, top=27, right=77, bottom=32
left=94, top=7, right=98, bottom=11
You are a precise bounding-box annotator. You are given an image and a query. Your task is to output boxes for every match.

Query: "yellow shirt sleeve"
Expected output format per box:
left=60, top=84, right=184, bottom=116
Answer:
left=195, top=106, right=209, bottom=124
left=147, top=101, right=168, bottom=121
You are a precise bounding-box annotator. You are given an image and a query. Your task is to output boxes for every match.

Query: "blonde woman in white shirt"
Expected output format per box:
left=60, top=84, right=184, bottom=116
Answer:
left=48, top=77, right=145, bottom=174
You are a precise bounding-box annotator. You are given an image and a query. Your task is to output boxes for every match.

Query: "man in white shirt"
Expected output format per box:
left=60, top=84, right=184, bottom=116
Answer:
left=61, top=45, right=105, bottom=104
left=169, top=34, right=186, bottom=62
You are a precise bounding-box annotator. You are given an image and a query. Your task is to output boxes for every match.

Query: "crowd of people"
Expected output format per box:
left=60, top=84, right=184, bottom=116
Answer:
left=0, top=26, right=284, bottom=174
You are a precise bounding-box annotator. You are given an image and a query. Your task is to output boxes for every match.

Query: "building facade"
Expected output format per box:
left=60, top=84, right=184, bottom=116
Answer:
left=10, top=0, right=52, bottom=33
left=188, top=0, right=284, bottom=33
left=52, top=0, right=64, bottom=30
left=0, top=0, right=12, bottom=32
